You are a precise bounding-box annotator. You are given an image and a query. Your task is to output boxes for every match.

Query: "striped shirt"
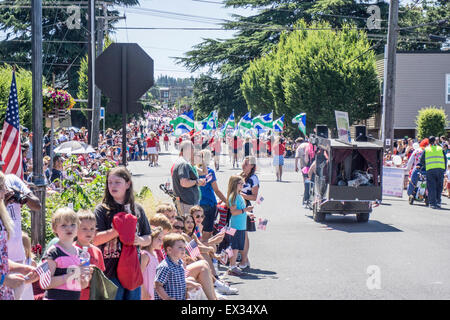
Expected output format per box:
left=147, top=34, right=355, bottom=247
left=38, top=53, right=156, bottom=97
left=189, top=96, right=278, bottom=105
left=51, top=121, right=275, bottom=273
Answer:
left=154, top=256, right=186, bottom=300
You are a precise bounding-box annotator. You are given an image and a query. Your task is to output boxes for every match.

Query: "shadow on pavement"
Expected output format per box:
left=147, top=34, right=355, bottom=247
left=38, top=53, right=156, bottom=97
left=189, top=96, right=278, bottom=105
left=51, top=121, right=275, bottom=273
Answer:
left=306, top=215, right=403, bottom=233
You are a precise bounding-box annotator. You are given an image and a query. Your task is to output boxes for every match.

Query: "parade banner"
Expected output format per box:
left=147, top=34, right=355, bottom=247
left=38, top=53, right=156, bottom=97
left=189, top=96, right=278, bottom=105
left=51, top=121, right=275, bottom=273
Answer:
left=335, top=111, right=351, bottom=143
left=382, top=166, right=405, bottom=198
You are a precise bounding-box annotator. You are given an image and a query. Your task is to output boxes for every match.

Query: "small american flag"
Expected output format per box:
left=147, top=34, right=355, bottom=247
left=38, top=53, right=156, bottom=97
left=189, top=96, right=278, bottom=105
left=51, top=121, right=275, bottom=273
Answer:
left=35, top=261, right=51, bottom=289
left=185, top=239, right=201, bottom=259
left=0, top=70, right=23, bottom=179
left=224, top=226, right=236, bottom=236
left=258, top=218, right=268, bottom=231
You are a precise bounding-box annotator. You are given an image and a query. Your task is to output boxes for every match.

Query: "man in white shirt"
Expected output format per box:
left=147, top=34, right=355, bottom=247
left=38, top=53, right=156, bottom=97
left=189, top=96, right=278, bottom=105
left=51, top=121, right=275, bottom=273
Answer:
left=4, top=173, right=41, bottom=299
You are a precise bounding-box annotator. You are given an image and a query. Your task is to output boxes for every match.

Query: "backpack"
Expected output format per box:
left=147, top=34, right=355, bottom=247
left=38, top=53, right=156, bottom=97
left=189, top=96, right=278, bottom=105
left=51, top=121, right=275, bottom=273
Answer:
left=112, top=212, right=143, bottom=291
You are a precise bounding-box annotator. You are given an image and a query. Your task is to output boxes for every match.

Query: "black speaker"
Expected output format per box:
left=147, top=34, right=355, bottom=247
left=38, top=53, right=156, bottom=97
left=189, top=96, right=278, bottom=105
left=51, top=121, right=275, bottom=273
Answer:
left=316, top=125, right=328, bottom=138
left=355, top=125, right=367, bottom=141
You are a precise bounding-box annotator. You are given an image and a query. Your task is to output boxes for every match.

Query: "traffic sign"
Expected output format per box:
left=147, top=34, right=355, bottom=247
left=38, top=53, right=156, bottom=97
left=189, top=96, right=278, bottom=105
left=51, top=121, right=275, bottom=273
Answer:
left=95, top=43, right=154, bottom=114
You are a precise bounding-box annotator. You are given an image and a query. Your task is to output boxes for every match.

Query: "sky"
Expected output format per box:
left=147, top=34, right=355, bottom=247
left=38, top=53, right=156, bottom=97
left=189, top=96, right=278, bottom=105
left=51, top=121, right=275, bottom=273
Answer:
left=112, top=0, right=258, bottom=80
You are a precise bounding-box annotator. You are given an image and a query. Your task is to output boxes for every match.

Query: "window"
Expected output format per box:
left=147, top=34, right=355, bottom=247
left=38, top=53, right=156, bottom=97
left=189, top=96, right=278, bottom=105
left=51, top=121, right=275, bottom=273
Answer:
left=447, top=74, right=450, bottom=104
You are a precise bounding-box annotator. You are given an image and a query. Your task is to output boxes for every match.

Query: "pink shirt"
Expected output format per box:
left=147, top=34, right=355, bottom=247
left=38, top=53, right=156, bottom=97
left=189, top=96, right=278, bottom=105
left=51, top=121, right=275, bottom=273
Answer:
left=141, top=250, right=158, bottom=300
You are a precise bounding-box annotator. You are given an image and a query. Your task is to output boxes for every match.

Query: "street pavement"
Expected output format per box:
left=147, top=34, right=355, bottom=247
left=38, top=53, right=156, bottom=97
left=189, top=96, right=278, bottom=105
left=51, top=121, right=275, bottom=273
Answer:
left=128, top=143, right=450, bottom=300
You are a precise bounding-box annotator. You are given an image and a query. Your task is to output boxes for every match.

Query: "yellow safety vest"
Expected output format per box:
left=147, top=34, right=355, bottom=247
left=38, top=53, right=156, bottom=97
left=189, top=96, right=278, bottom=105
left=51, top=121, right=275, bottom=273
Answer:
left=424, top=145, right=445, bottom=170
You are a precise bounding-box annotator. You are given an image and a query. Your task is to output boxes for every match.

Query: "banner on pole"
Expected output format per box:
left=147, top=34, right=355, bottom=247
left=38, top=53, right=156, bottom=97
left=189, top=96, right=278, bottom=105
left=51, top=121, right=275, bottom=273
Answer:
left=335, top=111, right=351, bottom=143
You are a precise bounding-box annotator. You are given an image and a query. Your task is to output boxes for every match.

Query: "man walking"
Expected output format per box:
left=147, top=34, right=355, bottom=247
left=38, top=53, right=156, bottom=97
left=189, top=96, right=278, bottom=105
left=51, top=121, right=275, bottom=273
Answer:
left=418, top=136, right=447, bottom=209
left=171, top=140, right=206, bottom=216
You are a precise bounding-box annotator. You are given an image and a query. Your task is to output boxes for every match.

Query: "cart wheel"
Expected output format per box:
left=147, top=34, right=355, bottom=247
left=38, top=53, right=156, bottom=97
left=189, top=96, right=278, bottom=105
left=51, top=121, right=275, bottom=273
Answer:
left=408, top=195, right=414, bottom=205
left=313, top=203, right=326, bottom=222
left=356, top=212, right=370, bottom=223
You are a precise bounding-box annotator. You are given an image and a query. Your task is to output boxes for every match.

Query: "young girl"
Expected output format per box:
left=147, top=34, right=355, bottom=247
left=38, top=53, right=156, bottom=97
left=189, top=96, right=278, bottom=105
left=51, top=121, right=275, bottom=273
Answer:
left=227, top=175, right=254, bottom=276
left=21, top=232, right=37, bottom=300
left=93, top=167, right=152, bottom=300
left=140, top=227, right=163, bottom=300
left=239, top=156, right=260, bottom=270
left=42, top=207, right=91, bottom=300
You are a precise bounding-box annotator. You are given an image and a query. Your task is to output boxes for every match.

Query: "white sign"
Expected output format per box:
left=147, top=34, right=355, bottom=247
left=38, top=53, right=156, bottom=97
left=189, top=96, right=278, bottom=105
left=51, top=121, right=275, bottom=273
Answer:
left=335, top=111, right=351, bottom=143
left=382, top=166, right=405, bottom=198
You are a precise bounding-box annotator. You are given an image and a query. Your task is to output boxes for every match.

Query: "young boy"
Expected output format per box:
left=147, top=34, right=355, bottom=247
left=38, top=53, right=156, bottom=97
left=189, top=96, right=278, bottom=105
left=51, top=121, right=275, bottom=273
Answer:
left=155, top=203, right=176, bottom=225
left=75, top=209, right=106, bottom=300
left=154, top=233, right=187, bottom=300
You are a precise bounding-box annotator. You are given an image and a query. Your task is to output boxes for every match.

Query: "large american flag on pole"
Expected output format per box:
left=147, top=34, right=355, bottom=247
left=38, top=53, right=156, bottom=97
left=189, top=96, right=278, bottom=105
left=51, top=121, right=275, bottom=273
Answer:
left=0, top=70, right=23, bottom=179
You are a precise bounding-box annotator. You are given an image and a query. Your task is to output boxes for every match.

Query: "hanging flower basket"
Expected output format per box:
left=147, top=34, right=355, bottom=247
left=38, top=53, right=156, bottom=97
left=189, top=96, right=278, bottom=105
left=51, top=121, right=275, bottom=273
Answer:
left=43, top=87, right=76, bottom=119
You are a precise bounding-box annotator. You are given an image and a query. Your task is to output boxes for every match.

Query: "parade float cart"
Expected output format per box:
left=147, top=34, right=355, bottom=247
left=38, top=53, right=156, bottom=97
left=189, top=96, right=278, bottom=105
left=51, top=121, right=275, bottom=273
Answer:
left=310, top=133, right=383, bottom=223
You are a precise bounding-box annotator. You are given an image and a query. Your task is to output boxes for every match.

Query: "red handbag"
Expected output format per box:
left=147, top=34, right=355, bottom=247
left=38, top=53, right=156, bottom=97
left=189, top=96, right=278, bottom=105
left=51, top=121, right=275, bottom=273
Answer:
left=112, top=212, right=143, bottom=291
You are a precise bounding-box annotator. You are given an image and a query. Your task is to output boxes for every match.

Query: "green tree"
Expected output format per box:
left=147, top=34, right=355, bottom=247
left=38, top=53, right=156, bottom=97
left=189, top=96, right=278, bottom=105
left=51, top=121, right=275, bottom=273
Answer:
left=0, top=64, right=33, bottom=130
left=416, top=106, right=448, bottom=140
left=0, top=0, right=140, bottom=96
left=242, top=20, right=379, bottom=132
left=178, top=0, right=448, bottom=121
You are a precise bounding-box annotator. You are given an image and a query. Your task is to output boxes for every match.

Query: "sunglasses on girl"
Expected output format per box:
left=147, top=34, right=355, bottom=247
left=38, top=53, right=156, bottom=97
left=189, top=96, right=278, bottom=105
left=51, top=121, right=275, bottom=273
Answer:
left=173, top=225, right=184, bottom=230
left=194, top=214, right=204, bottom=219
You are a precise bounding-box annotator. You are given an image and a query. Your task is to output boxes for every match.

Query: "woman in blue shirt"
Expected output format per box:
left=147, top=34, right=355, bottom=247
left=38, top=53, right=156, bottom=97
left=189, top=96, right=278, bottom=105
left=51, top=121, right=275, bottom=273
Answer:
left=226, top=175, right=253, bottom=276
left=197, top=150, right=227, bottom=242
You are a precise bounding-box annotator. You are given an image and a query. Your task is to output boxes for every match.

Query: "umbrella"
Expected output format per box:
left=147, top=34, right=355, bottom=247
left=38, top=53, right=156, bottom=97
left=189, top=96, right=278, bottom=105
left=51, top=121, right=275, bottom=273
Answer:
left=54, top=141, right=95, bottom=154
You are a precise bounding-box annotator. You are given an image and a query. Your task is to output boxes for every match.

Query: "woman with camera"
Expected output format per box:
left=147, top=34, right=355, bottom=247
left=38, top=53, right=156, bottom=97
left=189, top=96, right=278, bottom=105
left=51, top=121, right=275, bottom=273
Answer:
left=0, top=172, right=39, bottom=300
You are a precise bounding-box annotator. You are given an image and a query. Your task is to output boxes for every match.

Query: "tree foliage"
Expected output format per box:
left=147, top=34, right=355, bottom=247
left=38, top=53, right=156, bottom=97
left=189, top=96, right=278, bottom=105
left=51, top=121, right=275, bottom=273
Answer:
left=416, top=106, right=448, bottom=140
left=178, top=0, right=449, bottom=122
left=0, top=0, right=140, bottom=96
left=0, top=64, right=33, bottom=129
left=241, top=20, right=379, bottom=132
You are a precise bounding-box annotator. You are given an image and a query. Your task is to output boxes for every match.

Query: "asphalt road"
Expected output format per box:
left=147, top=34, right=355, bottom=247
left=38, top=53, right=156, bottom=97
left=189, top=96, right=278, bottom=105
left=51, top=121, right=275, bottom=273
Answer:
left=128, top=143, right=450, bottom=300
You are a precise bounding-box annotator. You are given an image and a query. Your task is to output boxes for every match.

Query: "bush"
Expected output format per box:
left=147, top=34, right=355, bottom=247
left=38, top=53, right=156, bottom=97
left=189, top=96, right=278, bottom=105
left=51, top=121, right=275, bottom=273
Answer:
left=416, top=106, right=448, bottom=140
left=21, top=159, right=158, bottom=248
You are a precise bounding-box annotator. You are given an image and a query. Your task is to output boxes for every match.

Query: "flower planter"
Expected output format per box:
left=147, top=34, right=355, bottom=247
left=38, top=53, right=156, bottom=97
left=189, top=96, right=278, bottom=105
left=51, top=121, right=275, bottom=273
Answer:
left=43, top=87, right=75, bottom=120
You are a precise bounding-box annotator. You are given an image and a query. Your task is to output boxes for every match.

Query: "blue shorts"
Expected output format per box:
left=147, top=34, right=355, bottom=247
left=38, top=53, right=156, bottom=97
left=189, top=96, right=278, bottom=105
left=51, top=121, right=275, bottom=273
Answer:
left=273, top=155, right=284, bottom=166
left=200, top=204, right=217, bottom=233
left=230, top=230, right=246, bottom=251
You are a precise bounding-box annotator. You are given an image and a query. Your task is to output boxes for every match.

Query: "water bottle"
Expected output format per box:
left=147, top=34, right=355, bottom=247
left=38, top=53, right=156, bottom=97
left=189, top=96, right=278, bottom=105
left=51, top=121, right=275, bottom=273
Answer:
left=212, top=258, right=219, bottom=275
left=79, top=246, right=90, bottom=267
left=165, top=178, right=171, bottom=191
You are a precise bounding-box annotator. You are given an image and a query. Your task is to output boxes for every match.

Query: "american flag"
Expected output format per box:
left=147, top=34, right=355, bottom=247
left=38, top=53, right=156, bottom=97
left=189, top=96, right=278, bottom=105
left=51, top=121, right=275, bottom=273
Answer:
left=224, top=226, right=236, bottom=236
left=185, top=239, right=201, bottom=259
left=35, top=261, right=51, bottom=289
left=258, top=218, right=268, bottom=231
left=0, top=71, right=23, bottom=179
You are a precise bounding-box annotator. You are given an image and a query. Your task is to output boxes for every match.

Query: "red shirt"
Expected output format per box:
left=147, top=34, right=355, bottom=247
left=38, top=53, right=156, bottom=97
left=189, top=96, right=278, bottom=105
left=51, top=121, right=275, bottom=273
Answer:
left=146, top=137, right=157, bottom=147
left=164, top=135, right=169, bottom=141
left=273, top=143, right=285, bottom=156
left=74, top=243, right=106, bottom=300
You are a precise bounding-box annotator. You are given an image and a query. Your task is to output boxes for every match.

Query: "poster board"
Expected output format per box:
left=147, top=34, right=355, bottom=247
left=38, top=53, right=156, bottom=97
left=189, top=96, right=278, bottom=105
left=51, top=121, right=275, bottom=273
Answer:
left=335, top=111, right=351, bottom=143
left=382, top=166, right=405, bottom=198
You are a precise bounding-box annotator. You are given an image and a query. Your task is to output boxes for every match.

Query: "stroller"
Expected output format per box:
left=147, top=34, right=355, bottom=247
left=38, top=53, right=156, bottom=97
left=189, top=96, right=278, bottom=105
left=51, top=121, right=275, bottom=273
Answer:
left=408, top=171, right=428, bottom=206
left=159, top=183, right=179, bottom=212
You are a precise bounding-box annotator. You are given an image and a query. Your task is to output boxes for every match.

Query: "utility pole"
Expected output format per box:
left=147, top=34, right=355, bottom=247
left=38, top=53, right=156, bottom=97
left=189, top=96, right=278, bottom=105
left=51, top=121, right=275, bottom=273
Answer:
left=31, top=0, right=46, bottom=246
left=91, top=3, right=104, bottom=147
left=88, top=0, right=95, bottom=146
left=383, top=0, right=399, bottom=152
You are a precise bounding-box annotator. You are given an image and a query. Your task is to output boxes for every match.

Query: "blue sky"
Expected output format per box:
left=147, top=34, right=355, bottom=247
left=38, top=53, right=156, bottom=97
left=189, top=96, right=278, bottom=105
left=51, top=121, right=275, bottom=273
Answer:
left=112, top=0, right=257, bottom=79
